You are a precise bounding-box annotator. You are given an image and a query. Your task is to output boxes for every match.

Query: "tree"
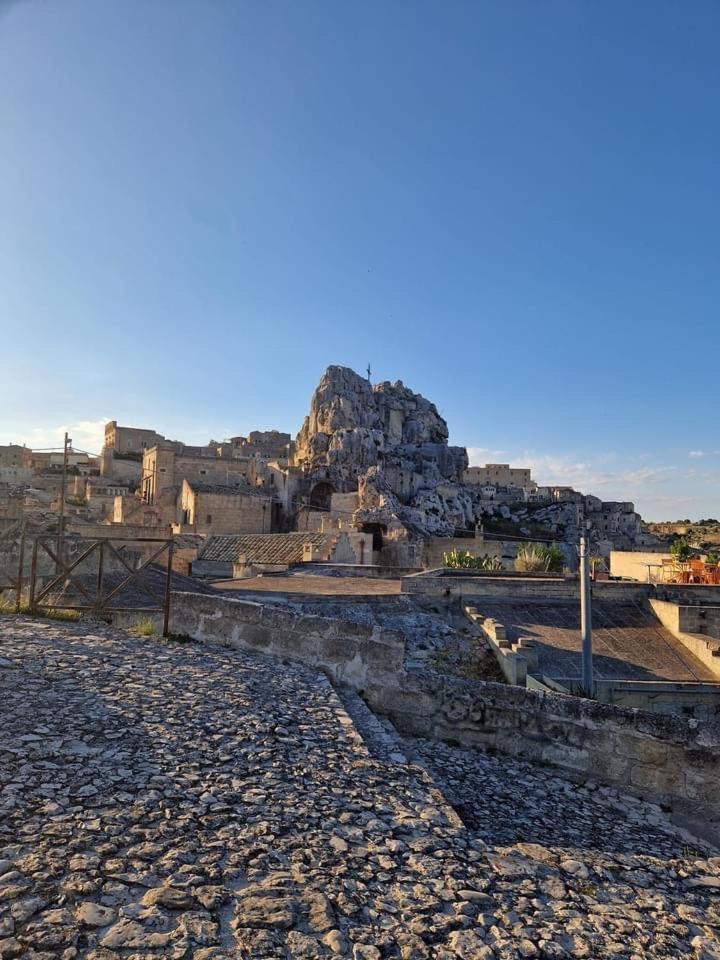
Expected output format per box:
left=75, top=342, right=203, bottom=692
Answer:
left=670, top=538, right=691, bottom=564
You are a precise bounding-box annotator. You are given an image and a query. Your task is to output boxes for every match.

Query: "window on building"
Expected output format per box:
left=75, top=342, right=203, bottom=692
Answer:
left=206, top=514, right=212, bottom=524
left=200, top=469, right=207, bottom=475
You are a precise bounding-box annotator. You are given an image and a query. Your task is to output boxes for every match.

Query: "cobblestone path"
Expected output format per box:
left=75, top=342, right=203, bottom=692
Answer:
left=1, top=617, right=719, bottom=959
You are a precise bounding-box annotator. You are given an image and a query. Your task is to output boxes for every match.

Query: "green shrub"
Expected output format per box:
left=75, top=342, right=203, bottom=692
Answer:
left=515, top=542, right=564, bottom=573
left=443, top=549, right=503, bottom=571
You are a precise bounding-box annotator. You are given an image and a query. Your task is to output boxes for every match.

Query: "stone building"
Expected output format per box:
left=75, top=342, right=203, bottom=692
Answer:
left=26, top=449, right=95, bottom=473
left=213, top=431, right=293, bottom=461
left=101, top=421, right=174, bottom=480
left=0, top=444, right=28, bottom=468
left=0, top=465, right=33, bottom=484
left=176, top=479, right=275, bottom=536
left=140, top=446, right=255, bottom=506
left=112, top=494, right=169, bottom=529
left=103, top=421, right=170, bottom=456
left=464, top=464, right=536, bottom=492
left=83, top=477, right=131, bottom=520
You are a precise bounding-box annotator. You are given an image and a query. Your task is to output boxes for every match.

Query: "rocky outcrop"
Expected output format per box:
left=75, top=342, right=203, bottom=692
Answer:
left=294, top=366, right=469, bottom=536
left=294, top=366, right=458, bottom=474
left=293, top=366, right=649, bottom=549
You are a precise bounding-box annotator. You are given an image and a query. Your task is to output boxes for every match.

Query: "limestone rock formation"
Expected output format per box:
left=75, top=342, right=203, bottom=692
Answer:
left=293, top=365, right=649, bottom=550
left=294, top=366, right=469, bottom=536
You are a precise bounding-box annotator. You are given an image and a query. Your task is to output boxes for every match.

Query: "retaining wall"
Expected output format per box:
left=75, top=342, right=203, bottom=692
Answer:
left=299, top=563, right=422, bottom=579
left=115, top=591, right=406, bottom=690
left=364, top=669, right=720, bottom=841
left=402, top=571, right=652, bottom=603
left=650, top=599, right=720, bottom=680
left=114, top=591, right=720, bottom=840
left=656, top=584, right=720, bottom=605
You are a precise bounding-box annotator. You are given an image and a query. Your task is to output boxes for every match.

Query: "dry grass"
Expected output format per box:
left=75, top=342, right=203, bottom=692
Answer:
left=0, top=600, right=81, bottom=622
left=130, top=617, right=157, bottom=637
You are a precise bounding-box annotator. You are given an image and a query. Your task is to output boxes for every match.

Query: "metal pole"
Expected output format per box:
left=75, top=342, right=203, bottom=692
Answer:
left=95, top=540, right=105, bottom=614
left=28, top=538, right=39, bottom=614
left=162, top=540, right=174, bottom=637
left=580, top=534, right=593, bottom=694
left=15, top=524, right=26, bottom=612
left=56, top=432, right=70, bottom=573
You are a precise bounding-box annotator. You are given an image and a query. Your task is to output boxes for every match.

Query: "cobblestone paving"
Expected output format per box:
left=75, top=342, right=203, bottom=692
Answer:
left=1, top=617, right=719, bottom=959
left=403, top=738, right=713, bottom=857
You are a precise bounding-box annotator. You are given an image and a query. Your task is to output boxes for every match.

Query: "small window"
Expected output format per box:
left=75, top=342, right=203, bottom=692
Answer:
left=159, top=467, right=166, bottom=473
left=199, top=469, right=207, bottom=475
left=206, top=514, right=212, bottom=524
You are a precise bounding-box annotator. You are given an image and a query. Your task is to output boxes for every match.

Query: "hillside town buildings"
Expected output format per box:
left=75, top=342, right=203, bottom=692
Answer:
left=464, top=463, right=536, bottom=493
left=175, top=479, right=275, bottom=536
left=1, top=366, right=666, bottom=566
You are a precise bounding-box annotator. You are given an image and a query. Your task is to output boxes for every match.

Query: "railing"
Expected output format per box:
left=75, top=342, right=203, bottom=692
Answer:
left=0, top=520, right=26, bottom=603
left=23, top=536, right=174, bottom=634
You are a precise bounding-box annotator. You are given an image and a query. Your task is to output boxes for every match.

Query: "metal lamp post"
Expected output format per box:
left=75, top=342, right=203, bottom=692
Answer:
left=579, top=531, right=593, bottom=694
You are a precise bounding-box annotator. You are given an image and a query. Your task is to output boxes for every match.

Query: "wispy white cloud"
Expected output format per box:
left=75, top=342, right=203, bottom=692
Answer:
left=507, top=453, right=676, bottom=494
left=18, top=419, right=108, bottom=456
left=688, top=449, right=720, bottom=459
left=466, top=447, right=508, bottom=464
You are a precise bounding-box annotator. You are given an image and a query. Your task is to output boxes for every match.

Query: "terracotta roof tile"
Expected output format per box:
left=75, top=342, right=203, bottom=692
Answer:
left=199, top=532, right=331, bottom=564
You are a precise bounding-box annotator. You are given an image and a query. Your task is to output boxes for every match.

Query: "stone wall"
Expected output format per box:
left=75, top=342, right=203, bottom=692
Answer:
left=591, top=679, right=720, bottom=717
left=366, top=668, right=720, bottom=840
left=66, top=521, right=171, bottom=540
left=116, top=591, right=720, bottom=836
left=157, top=592, right=405, bottom=690
left=650, top=599, right=720, bottom=679
left=300, top=563, right=422, bottom=579
left=657, top=584, right=720, bottom=604
left=402, top=571, right=653, bottom=603
left=464, top=603, right=529, bottom=685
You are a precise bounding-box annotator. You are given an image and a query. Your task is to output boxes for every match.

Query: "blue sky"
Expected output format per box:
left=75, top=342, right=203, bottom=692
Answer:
left=1, top=0, right=718, bottom=520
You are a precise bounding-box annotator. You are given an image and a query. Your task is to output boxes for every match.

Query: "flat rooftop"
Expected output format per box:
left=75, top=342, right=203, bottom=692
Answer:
left=479, top=599, right=718, bottom=683
left=212, top=573, right=402, bottom=596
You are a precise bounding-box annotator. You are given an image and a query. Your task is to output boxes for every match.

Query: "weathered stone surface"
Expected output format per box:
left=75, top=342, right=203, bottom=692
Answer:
left=291, top=365, right=652, bottom=550
left=293, top=365, right=468, bottom=536
left=0, top=614, right=718, bottom=959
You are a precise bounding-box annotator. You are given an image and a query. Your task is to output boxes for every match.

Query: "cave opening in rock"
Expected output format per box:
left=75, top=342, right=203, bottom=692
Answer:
left=309, top=481, right=335, bottom=511
left=359, top=522, right=386, bottom=551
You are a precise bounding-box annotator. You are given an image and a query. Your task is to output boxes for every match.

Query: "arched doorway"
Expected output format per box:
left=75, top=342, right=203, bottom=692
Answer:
left=359, top=522, right=386, bottom=552
left=309, top=481, right=335, bottom=511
